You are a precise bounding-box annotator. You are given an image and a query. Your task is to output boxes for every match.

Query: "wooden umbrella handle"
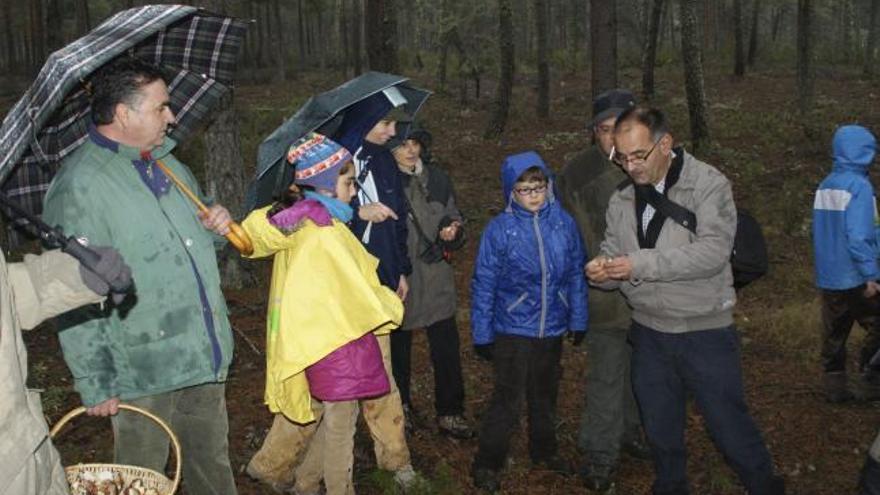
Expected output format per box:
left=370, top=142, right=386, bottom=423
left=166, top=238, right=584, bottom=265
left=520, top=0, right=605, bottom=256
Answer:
left=154, top=160, right=253, bottom=256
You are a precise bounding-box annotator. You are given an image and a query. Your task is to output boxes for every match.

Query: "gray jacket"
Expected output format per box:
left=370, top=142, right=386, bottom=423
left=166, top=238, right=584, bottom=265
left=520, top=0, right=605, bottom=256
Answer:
left=597, top=150, right=736, bottom=333
left=557, top=146, right=632, bottom=332
left=400, top=161, right=462, bottom=330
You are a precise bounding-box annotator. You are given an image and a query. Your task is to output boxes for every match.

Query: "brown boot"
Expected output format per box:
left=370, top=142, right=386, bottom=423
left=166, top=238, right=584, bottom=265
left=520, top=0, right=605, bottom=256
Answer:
left=823, top=371, right=855, bottom=403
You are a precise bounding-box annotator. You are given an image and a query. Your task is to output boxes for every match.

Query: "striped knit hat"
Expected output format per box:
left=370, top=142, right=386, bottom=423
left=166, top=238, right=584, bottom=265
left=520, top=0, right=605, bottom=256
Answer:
left=287, top=132, right=353, bottom=193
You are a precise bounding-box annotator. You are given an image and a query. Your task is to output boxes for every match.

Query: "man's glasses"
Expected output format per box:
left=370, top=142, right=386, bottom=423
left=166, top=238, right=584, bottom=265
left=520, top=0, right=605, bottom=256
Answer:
left=610, top=137, right=662, bottom=167
left=514, top=184, right=548, bottom=197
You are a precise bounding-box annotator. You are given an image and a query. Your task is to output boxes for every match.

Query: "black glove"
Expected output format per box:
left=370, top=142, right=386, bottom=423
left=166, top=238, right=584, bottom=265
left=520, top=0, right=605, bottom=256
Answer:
left=567, top=330, right=586, bottom=346
left=473, top=343, right=494, bottom=362
left=77, top=246, right=133, bottom=304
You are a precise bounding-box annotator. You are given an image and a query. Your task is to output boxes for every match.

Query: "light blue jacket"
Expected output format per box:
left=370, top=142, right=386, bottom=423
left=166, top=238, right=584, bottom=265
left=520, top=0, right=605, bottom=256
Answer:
left=813, top=125, right=880, bottom=290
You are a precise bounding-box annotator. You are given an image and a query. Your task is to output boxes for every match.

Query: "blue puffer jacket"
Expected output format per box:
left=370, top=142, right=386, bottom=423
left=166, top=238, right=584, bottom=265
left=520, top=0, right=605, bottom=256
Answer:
left=471, top=151, right=588, bottom=344
left=813, top=125, right=880, bottom=290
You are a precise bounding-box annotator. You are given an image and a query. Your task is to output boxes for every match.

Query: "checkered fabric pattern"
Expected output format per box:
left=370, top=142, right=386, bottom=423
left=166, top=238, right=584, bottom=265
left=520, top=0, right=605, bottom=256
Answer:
left=0, top=5, right=247, bottom=231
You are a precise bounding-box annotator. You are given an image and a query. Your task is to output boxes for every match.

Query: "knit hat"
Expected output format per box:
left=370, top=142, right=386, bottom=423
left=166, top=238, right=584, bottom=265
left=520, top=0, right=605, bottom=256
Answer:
left=287, top=133, right=352, bottom=193
left=590, top=88, right=637, bottom=128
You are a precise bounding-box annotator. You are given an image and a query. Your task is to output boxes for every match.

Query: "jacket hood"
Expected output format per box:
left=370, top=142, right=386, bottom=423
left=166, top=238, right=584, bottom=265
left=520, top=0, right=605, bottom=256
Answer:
left=501, top=151, right=555, bottom=208
left=833, top=125, right=876, bottom=172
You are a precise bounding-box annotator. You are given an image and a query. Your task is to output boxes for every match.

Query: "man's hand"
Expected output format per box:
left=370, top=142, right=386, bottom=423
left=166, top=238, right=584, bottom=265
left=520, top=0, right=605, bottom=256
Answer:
left=604, top=256, right=633, bottom=280
left=198, top=204, right=232, bottom=236
left=77, top=246, right=133, bottom=304
left=585, top=256, right=611, bottom=283
left=396, top=275, right=409, bottom=302
left=567, top=330, right=586, bottom=346
left=865, top=281, right=880, bottom=298
left=473, top=344, right=494, bottom=362
left=358, top=202, right=398, bottom=223
left=438, top=221, right=462, bottom=242
left=86, top=397, right=120, bottom=417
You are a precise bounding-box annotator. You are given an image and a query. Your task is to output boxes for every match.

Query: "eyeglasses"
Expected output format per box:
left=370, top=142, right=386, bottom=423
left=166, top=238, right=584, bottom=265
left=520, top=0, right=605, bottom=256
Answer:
left=610, top=137, right=662, bottom=166
left=514, top=184, right=548, bottom=197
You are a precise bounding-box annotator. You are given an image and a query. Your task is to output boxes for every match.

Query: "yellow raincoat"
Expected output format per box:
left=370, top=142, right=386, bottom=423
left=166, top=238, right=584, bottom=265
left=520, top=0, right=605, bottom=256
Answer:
left=242, top=206, right=403, bottom=423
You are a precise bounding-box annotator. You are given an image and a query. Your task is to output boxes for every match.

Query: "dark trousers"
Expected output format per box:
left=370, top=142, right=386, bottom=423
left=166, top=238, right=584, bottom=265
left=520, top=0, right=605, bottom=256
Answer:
left=630, top=322, right=782, bottom=495
left=390, top=316, right=466, bottom=416
left=820, top=287, right=880, bottom=374
left=473, top=334, right=563, bottom=471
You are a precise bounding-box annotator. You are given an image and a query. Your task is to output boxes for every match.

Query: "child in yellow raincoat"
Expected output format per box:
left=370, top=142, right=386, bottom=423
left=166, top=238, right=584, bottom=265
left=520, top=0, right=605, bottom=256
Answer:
left=242, top=133, right=403, bottom=494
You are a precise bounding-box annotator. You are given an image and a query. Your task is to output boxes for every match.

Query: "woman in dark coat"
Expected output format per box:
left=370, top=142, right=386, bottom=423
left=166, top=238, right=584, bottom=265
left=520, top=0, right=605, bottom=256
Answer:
left=389, top=123, right=473, bottom=439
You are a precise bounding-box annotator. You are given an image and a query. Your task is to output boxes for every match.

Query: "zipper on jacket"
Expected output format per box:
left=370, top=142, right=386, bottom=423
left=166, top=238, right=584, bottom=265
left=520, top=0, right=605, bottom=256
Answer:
left=533, top=213, right=548, bottom=338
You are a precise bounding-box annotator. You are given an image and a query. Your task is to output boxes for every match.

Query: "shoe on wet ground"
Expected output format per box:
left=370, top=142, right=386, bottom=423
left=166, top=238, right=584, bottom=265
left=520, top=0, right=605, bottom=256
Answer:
left=437, top=414, right=475, bottom=439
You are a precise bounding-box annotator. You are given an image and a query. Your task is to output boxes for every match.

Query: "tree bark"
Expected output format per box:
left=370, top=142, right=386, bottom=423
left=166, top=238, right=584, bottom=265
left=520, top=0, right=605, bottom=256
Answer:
left=351, top=0, right=363, bottom=75
left=747, top=0, right=760, bottom=67
left=679, top=0, right=710, bottom=147
left=2, top=0, right=14, bottom=72
left=75, top=0, right=91, bottom=36
left=796, top=0, right=814, bottom=113
left=590, top=0, right=617, bottom=100
left=484, top=0, right=514, bottom=139
left=535, top=0, right=549, bottom=118
left=865, top=0, right=879, bottom=77
left=733, top=0, right=745, bottom=76
left=46, top=0, right=63, bottom=53
left=29, top=0, right=46, bottom=74
left=641, top=0, right=664, bottom=101
left=272, top=0, right=286, bottom=82
left=340, top=0, right=350, bottom=75
left=365, top=0, right=397, bottom=72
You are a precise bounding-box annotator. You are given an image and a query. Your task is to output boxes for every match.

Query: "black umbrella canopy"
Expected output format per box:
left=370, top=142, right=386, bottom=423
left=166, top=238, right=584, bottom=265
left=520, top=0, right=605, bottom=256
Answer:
left=246, top=71, right=431, bottom=211
left=0, top=5, right=247, bottom=220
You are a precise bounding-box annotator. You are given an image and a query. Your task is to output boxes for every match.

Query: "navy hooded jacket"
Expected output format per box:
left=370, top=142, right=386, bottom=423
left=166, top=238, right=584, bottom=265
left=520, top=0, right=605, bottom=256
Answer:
left=813, top=125, right=880, bottom=290
left=470, top=151, right=588, bottom=345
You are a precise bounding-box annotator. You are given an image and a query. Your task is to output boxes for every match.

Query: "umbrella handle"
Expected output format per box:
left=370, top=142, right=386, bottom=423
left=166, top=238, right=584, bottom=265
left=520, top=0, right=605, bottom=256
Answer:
left=154, top=160, right=254, bottom=256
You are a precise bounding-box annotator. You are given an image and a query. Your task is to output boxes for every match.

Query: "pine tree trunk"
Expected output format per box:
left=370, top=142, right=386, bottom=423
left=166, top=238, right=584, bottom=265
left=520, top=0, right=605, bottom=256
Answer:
left=733, top=0, right=745, bottom=76
left=272, top=0, right=286, bottom=82
left=46, top=0, right=63, bottom=53
left=796, top=0, right=814, bottom=113
left=75, top=0, right=91, bottom=35
left=365, top=0, right=397, bottom=72
left=484, top=0, right=514, bottom=139
left=352, top=0, right=363, bottom=75
left=2, top=1, right=14, bottom=72
left=641, top=0, right=664, bottom=101
left=29, top=0, right=46, bottom=75
left=679, top=0, right=710, bottom=147
left=535, top=0, right=549, bottom=118
left=340, top=0, right=350, bottom=75
left=865, top=0, right=879, bottom=77
left=590, top=0, right=617, bottom=100
left=747, top=0, right=760, bottom=67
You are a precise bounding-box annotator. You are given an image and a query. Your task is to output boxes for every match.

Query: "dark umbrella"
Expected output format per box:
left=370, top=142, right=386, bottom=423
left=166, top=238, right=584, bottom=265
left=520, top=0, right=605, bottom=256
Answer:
left=0, top=4, right=247, bottom=224
left=246, top=71, right=430, bottom=211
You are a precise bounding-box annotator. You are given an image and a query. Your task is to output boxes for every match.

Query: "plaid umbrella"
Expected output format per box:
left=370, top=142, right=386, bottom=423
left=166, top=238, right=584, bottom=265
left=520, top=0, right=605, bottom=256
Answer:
left=0, top=4, right=247, bottom=227
left=246, top=72, right=431, bottom=211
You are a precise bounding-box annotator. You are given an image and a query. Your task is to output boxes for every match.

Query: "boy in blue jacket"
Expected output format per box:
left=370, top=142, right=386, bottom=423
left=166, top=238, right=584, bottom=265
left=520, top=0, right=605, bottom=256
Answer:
left=470, top=151, right=588, bottom=492
left=812, top=125, right=880, bottom=403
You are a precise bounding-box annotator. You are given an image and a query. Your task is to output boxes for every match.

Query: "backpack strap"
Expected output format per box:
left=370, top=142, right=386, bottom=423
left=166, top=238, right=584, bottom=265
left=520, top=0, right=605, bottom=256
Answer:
left=636, top=185, right=698, bottom=234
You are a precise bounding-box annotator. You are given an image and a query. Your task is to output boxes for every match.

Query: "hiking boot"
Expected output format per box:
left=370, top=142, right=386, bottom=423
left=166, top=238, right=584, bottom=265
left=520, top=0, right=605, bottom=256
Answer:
left=472, top=467, right=502, bottom=493
left=532, top=455, right=574, bottom=476
left=823, top=371, right=855, bottom=403
left=393, top=464, right=425, bottom=492
left=621, top=437, right=652, bottom=460
left=580, top=463, right=616, bottom=493
left=437, top=414, right=475, bottom=439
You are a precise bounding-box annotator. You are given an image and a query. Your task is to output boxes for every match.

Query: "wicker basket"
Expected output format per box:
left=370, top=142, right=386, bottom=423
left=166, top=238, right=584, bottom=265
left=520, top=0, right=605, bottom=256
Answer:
left=50, top=404, right=181, bottom=495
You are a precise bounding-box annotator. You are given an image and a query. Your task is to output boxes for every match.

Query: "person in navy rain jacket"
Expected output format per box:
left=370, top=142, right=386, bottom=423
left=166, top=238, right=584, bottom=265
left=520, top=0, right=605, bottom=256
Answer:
left=812, top=124, right=880, bottom=403
left=469, top=151, right=588, bottom=492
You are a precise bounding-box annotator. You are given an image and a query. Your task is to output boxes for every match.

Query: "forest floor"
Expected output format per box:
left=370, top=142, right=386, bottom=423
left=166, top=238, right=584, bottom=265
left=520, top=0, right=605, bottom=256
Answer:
left=18, top=62, right=880, bottom=494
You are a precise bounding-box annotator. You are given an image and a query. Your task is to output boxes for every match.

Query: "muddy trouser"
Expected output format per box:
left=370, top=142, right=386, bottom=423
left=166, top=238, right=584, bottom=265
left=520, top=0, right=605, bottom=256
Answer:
left=577, top=325, right=642, bottom=468
left=111, top=382, right=237, bottom=495
left=2, top=436, right=69, bottom=495
left=473, top=334, right=563, bottom=470
left=820, top=287, right=880, bottom=374
left=247, top=334, right=411, bottom=484
left=390, top=316, right=466, bottom=416
left=294, top=401, right=360, bottom=495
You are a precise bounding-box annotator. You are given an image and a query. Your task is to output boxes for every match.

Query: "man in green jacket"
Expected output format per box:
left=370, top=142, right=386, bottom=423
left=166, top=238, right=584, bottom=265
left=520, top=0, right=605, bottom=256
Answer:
left=557, top=89, right=649, bottom=492
left=42, top=57, right=238, bottom=495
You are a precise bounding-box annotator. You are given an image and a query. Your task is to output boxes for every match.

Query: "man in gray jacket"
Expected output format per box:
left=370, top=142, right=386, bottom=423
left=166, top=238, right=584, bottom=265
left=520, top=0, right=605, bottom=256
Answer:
left=586, top=106, right=784, bottom=495
left=557, top=89, right=649, bottom=493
